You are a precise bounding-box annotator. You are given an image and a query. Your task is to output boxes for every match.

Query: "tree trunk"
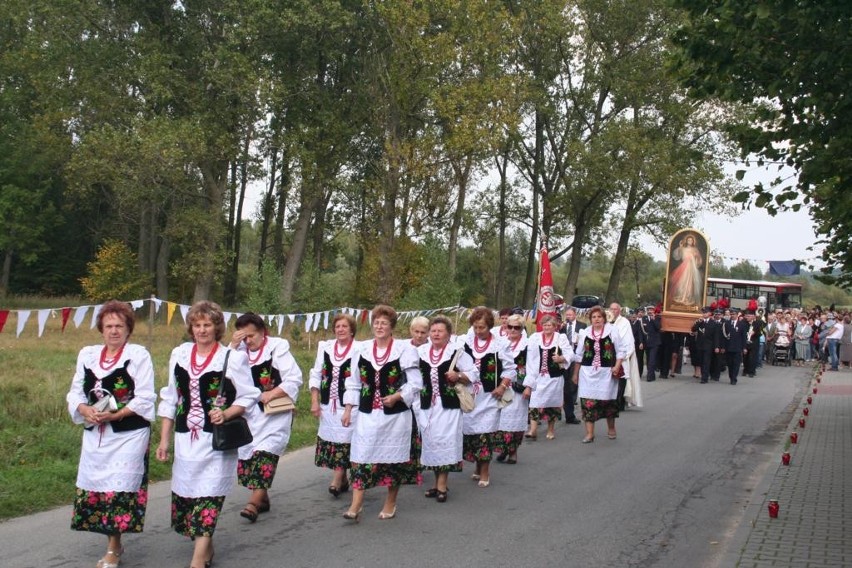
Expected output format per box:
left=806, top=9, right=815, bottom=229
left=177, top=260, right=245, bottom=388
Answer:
left=563, top=215, right=586, bottom=300
left=447, top=155, right=472, bottom=278
left=495, top=146, right=510, bottom=308
left=522, top=110, right=545, bottom=307
left=156, top=235, right=170, bottom=300
left=258, top=149, right=277, bottom=268
left=280, top=186, right=321, bottom=307
left=194, top=160, right=228, bottom=302
left=312, top=189, right=328, bottom=270
left=272, top=145, right=290, bottom=269
left=0, top=249, right=11, bottom=297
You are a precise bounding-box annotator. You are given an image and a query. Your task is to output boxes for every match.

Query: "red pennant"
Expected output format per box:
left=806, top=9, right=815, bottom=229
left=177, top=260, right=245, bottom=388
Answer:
left=0, top=310, right=8, bottom=334
left=534, top=246, right=557, bottom=332
left=61, top=307, right=71, bottom=332
left=360, top=309, right=369, bottom=324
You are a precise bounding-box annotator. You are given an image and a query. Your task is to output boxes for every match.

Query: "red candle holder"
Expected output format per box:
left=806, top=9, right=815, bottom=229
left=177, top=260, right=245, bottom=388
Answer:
left=817, top=376, right=821, bottom=383
left=813, top=387, right=818, bottom=394
left=781, top=452, right=791, bottom=465
left=807, top=395, right=813, bottom=404
left=790, top=432, right=798, bottom=444
left=803, top=407, right=809, bottom=416
left=768, top=499, right=779, bottom=518
left=799, top=418, right=806, bottom=428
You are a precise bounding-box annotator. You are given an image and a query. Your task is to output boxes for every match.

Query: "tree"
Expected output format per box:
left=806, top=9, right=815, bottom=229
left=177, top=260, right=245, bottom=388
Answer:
left=729, top=260, right=762, bottom=281
left=80, top=239, right=152, bottom=302
left=671, top=1, right=852, bottom=287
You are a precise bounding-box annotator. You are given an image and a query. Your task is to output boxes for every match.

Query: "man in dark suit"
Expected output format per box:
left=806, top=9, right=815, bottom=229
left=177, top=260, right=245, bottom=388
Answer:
left=632, top=308, right=647, bottom=378
left=723, top=310, right=748, bottom=384
left=642, top=307, right=662, bottom=381
left=560, top=307, right=585, bottom=424
left=692, top=306, right=722, bottom=383
left=743, top=311, right=764, bottom=377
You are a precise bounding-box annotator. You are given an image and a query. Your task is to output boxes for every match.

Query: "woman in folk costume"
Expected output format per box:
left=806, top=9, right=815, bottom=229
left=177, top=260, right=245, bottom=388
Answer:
left=156, top=301, right=260, bottom=568
left=495, top=314, right=535, bottom=463
left=67, top=300, right=156, bottom=568
left=526, top=314, right=572, bottom=440
left=572, top=306, right=629, bottom=443
left=229, top=312, right=302, bottom=523
left=341, top=305, right=423, bottom=521
left=462, top=306, right=517, bottom=488
left=414, top=315, right=478, bottom=503
left=310, top=313, right=361, bottom=498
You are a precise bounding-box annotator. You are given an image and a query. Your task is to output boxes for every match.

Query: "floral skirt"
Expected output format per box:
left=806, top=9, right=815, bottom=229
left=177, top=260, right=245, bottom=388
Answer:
left=529, top=407, right=562, bottom=423
left=580, top=398, right=619, bottom=423
left=494, top=431, right=524, bottom=456
left=423, top=461, right=463, bottom=473
left=170, top=493, right=226, bottom=538
left=238, top=450, right=280, bottom=490
left=349, top=427, right=421, bottom=490
left=314, top=437, right=351, bottom=471
left=463, top=433, right=497, bottom=463
left=71, top=452, right=149, bottom=535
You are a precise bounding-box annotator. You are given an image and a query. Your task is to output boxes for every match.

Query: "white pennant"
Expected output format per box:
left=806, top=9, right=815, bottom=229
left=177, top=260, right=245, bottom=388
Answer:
left=90, top=304, right=103, bottom=329
left=323, top=311, right=330, bottom=329
left=153, top=298, right=162, bottom=313
left=288, top=313, right=296, bottom=323
left=37, top=309, right=51, bottom=337
left=305, top=313, right=314, bottom=332
left=277, top=314, right=284, bottom=335
left=223, top=312, right=233, bottom=327
left=73, top=306, right=90, bottom=328
left=313, top=312, right=321, bottom=332
left=16, top=310, right=31, bottom=338
left=179, top=304, right=190, bottom=323
left=130, top=299, right=144, bottom=310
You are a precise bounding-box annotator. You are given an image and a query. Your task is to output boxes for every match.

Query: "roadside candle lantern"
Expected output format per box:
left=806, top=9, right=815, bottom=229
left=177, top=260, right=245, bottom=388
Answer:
left=807, top=395, right=813, bottom=404
left=813, top=387, right=818, bottom=394
left=790, top=432, right=798, bottom=444
left=799, top=418, right=806, bottom=428
left=768, top=499, right=779, bottom=518
left=781, top=452, right=791, bottom=466
left=803, top=407, right=809, bottom=416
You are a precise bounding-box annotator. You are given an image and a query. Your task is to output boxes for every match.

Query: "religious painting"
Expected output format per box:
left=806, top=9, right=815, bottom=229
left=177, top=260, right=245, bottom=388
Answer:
left=663, top=228, right=709, bottom=316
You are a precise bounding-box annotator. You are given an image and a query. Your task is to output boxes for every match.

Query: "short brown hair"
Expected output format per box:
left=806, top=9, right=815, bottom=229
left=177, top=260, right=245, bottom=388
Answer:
left=96, top=300, right=136, bottom=335
left=429, top=315, right=454, bottom=335
left=371, top=305, right=398, bottom=328
left=235, top=312, right=267, bottom=332
left=587, top=306, right=605, bottom=320
left=468, top=306, right=495, bottom=328
left=186, top=300, right=226, bottom=342
left=333, top=313, right=357, bottom=336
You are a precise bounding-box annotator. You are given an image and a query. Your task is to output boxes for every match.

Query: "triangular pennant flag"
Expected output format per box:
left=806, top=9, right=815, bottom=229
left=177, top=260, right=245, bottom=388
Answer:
left=288, top=314, right=296, bottom=323
left=178, top=304, right=190, bottom=324
left=312, top=313, right=321, bottom=332
left=0, top=310, right=9, bottom=334
left=37, top=309, right=51, bottom=337
left=90, top=304, right=103, bottom=329
left=153, top=298, right=162, bottom=313
left=167, top=302, right=177, bottom=326
left=323, top=311, right=330, bottom=330
left=277, top=314, right=285, bottom=335
left=130, top=299, right=144, bottom=310
left=360, top=309, right=369, bottom=324
left=16, top=310, right=31, bottom=338
left=223, top=312, right=233, bottom=327
left=73, top=306, right=90, bottom=328
left=61, top=307, right=71, bottom=332
left=305, top=313, right=314, bottom=332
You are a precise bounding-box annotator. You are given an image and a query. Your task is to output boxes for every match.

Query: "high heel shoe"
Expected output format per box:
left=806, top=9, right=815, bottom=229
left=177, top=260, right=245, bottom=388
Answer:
left=546, top=432, right=555, bottom=440
left=342, top=507, right=362, bottom=522
left=378, top=506, right=397, bottom=520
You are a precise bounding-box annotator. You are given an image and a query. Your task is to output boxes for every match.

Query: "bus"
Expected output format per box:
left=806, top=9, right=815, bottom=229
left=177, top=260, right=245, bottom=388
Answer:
left=706, top=278, right=803, bottom=312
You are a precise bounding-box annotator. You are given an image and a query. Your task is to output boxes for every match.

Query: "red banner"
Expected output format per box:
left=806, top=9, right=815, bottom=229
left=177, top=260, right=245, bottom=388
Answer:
left=535, top=246, right=557, bottom=332
left=61, top=307, right=71, bottom=332
left=0, top=310, right=8, bottom=334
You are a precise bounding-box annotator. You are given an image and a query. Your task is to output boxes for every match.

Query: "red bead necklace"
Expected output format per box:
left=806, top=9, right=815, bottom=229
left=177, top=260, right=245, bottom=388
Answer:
left=473, top=334, right=492, bottom=354
left=191, top=343, right=219, bottom=375
left=541, top=333, right=554, bottom=348
left=429, top=343, right=447, bottom=366
left=247, top=336, right=267, bottom=365
left=373, top=338, right=393, bottom=367
left=99, top=343, right=126, bottom=371
left=333, top=339, right=353, bottom=361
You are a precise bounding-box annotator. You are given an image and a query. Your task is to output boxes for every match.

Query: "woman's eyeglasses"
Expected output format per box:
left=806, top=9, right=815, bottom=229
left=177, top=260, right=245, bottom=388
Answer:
left=506, top=325, right=523, bottom=330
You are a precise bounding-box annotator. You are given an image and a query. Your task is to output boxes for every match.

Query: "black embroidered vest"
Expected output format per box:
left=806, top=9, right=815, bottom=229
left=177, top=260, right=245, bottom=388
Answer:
left=418, top=353, right=461, bottom=410
left=357, top=359, right=409, bottom=415
left=173, top=363, right=237, bottom=433
left=539, top=344, right=564, bottom=378
left=580, top=335, right=616, bottom=367
left=249, top=357, right=282, bottom=413
left=82, top=361, right=149, bottom=432
left=512, top=348, right=528, bottom=393
left=319, top=351, right=350, bottom=406
left=464, top=345, right=502, bottom=392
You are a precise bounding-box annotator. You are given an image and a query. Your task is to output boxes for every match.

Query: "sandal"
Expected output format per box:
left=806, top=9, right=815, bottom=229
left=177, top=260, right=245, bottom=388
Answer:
left=424, top=488, right=439, bottom=498
left=496, top=453, right=507, bottom=462
left=436, top=490, right=448, bottom=503
left=257, top=499, right=270, bottom=514
left=581, top=437, right=594, bottom=443
left=342, top=507, right=362, bottom=523
left=96, top=547, right=124, bottom=568
left=506, top=455, right=517, bottom=465
left=239, top=503, right=259, bottom=523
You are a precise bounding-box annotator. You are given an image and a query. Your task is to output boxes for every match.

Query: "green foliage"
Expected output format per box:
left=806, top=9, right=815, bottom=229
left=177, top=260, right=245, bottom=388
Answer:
left=242, top=258, right=283, bottom=314
left=397, top=240, right=462, bottom=310
left=671, top=1, right=852, bottom=288
left=729, top=260, right=763, bottom=281
left=79, top=239, right=151, bottom=302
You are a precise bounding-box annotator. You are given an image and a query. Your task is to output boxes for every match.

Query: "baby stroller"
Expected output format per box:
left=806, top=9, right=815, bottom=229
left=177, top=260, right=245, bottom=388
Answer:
left=773, top=334, right=792, bottom=366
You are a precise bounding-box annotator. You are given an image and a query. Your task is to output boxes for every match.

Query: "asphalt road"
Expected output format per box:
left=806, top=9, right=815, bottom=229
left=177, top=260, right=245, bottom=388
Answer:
left=1, top=363, right=806, bottom=568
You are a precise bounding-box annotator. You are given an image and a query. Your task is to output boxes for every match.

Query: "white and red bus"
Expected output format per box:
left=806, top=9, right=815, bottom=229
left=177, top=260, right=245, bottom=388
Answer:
left=706, top=278, right=803, bottom=312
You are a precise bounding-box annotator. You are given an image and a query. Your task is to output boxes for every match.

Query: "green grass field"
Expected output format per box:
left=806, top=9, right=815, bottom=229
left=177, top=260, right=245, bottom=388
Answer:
left=0, top=310, right=329, bottom=521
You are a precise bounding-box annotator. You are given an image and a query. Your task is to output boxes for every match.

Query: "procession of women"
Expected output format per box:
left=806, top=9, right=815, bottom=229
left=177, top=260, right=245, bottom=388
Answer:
left=68, top=300, right=633, bottom=568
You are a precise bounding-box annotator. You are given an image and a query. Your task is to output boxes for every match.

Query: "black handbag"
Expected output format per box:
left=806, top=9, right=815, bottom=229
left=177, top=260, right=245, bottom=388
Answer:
left=211, top=349, right=254, bottom=451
